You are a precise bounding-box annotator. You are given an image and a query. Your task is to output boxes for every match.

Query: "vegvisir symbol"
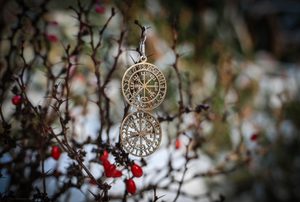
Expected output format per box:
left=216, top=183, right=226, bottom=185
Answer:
left=120, top=111, right=161, bottom=157
left=131, top=71, right=158, bottom=101
left=122, top=62, right=167, bottom=110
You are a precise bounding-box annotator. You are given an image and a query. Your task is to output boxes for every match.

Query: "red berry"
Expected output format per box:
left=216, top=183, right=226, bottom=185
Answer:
left=104, top=163, right=122, bottom=178
left=126, top=178, right=136, bottom=194
left=175, top=138, right=181, bottom=149
left=12, top=95, right=22, bottom=105
left=105, top=164, right=116, bottom=177
left=99, top=150, right=109, bottom=162
left=131, top=163, right=143, bottom=178
left=112, top=169, right=122, bottom=178
left=51, top=146, right=61, bottom=160
left=102, top=159, right=111, bottom=171
left=49, top=21, right=58, bottom=26
left=95, top=5, right=105, bottom=14
left=46, top=34, right=58, bottom=42
left=250, top=133, right=259, bottom=141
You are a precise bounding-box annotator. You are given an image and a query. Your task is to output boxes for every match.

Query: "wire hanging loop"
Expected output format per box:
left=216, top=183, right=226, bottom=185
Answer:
left=139, top=33, right=147, bottom=62
left=135, top=20, right=149, bottom=62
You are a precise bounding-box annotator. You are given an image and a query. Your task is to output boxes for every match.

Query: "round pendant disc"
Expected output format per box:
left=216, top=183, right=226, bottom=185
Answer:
left=120, top=111, right=162, bottom=157
left=122, top=62, right=167, bottom=110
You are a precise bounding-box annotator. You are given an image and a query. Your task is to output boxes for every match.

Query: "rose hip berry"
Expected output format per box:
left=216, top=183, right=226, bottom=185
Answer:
left=103, top=160, right=122, bottom=178
left=51, top=146, right=61, bottom=160
left=95, top=5, right=105, bottom=14
left=250, top=133, right=259, bottom=141
left=131, top=163, right=143, bottom=178
left=175, top=138, right=181, bottom=149
left=99, top=150, right=109, bottom=162
left=46, top=34, right=58, bottom=43
left=12, top=95, right=22, bottom=105
left=126, top=178, right=136, bottom=194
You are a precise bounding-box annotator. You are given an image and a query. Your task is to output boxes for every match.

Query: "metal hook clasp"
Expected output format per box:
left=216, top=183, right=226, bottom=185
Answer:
left=139, top=27, right=147, bottom=62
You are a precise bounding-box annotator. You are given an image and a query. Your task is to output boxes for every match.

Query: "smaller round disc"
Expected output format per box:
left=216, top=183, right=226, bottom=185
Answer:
left=120, top=111, right=162, bottom=157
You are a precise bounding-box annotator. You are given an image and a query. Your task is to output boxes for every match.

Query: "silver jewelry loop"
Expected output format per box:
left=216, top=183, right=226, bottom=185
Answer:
left=139, top=28, right=147, bottom=61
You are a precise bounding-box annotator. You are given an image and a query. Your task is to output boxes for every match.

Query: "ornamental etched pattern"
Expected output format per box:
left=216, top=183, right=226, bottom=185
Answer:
left=122, top=62, right=167, bottom=110
left=120, top=111, right=161, bottom=157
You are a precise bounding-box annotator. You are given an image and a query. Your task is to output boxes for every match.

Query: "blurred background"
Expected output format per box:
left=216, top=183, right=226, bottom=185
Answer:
left=1, top=0, right=300, bottom=201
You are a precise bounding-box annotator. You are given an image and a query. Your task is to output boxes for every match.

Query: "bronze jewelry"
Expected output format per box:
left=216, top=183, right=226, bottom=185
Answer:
left=120, top=28, right=166, bottom=157
left=121, top=60, right=167, bottom=110
left=120, top=111, right=161, bottom=157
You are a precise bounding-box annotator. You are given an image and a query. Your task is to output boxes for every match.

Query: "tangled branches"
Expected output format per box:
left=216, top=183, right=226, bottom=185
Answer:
left=0, top=1, right=254, bottom=201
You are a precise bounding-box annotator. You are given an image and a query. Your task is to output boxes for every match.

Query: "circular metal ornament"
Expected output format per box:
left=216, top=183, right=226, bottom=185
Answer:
left=122, top=62, right=167, bottom=110
left=120, top=111, right=162, bottom=157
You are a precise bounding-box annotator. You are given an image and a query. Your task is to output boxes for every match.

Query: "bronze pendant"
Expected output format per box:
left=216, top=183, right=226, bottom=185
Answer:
left=121, top=61, right=167, bottom=110
left=120, top=111, right=161, bottom=157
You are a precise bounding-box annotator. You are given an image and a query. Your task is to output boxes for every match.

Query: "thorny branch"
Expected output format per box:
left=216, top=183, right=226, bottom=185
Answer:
left=0, top=1, right=252, bottom=202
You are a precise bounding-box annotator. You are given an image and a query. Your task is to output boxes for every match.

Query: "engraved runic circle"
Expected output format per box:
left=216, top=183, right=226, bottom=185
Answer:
left=122, top=62, right=167, bottom=110
left=120, top=111, right=162, bottom=157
